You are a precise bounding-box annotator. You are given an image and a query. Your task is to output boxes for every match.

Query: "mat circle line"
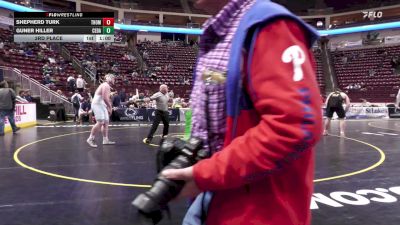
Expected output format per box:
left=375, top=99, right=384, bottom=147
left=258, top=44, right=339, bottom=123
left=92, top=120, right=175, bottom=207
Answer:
left=13, top=129, right=385, bottom=186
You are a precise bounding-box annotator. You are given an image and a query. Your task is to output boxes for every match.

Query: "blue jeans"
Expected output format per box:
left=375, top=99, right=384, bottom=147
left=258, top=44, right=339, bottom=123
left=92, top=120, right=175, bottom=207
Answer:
left=0, top=109, right=17, bottom=135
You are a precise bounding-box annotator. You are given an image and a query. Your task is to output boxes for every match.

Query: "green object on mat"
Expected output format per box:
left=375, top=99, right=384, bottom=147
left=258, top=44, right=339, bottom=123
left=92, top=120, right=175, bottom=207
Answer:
left=184, top=109, right=192, bottom=140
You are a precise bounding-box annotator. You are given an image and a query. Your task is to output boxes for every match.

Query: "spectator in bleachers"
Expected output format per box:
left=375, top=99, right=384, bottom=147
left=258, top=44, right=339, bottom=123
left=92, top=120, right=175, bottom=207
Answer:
left=354, top=83, right=361, bottom=90
left=391, top=56, right=400, bottom=74
left=76, top=75, right=86, bottom=93
left=43, top=74, right=54, bottom=87
left=119, top=88, right=127, bottom=102
left=123, top=52, right=136, bottom=61
left=24, top=90, right=33, bottom=102
left=138, top=92, right=145, bottom=100
left=361, top=98, right=371, bottom=107
left=71, top=90, right=83, bottom=123
left=0, top=50, right=10, bottom=63
left=183, top=77, right=190, bottom=85
left=48, top=57, right=56, bottom=64
left=149, top=71, right=158, bottom=80
left=16, top=90, right=28, bottom=103
left=25, top=48, right=34, bottom=57
left=341, top=56, right=348, bottom=64
left=37, top=50, right=45, bottom=62
left=131, top=71, right=139, bottom=77
left=56, top=89, right=66, bottom=98
left=0, top=41, right=4, bottom=49
left=39, top=43, right=48, bottom=50
left=123, top=77, right=130, bottom=85
left=79, top=98, right=93, bottom=126
left=42, top=63, right=52, bottom=75
left=143, top=51, right=149, bottom=60
left=67, top=75, right=76, bottom=92
left=368, top=69, right=376, bottom=77
left=172, top=95, right=183, bottom=108
left=111, top=64, right=118, bottom=74
left=90, top=62, right=98, bottom=75
left=395, top=89, right=400, bottom=110
left=345, top=84, right=353, bottom=90
left=78, top=42, right=84, bottom=51
left=167, top=63, right=173, bottom=71
left=112, top=91, right=121, bottom=108
left=168, top=90, right=174, bottom=99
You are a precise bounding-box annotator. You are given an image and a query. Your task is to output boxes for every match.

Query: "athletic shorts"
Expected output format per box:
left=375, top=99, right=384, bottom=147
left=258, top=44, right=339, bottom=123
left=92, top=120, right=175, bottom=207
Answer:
left=91, top=103, right=109, bottom=122
left=326, top=106, right=346, bottom=119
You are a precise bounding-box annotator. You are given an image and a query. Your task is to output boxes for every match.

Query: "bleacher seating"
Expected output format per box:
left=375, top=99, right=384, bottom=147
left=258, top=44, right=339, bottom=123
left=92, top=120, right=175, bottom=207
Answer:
left=138, top=41, right=196, bottom=99
left=332, top=45, right=400, bottom=102
left=0, top=28, right=79, bottom=95
left=313, top=49, right=326, bottom=95
left=64, top=43, right=139, bottom=93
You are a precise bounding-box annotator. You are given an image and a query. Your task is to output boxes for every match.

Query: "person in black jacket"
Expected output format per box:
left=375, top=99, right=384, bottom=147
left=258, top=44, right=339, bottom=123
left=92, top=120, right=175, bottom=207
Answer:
left=0, top=81, right=20, bottom=136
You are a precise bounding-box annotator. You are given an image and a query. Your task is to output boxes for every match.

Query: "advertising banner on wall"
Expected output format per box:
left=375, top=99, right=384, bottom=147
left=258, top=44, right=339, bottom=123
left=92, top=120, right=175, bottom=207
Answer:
left=116, top=108, right=148, bottom=121
left=4, top=103, right=37, bottom=132
left=385, top=35, right=400, bottom=44
left=147, top=109, right=180, bottom=122
left=115, top=108, right=180, bottom=122
left=346, top=107, right=389, bottom=119
left=324, top=107, right=389, bottom=119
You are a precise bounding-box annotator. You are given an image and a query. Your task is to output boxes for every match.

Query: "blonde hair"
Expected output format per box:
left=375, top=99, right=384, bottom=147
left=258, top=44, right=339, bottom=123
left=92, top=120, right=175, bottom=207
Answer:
left=105, top=74, right=115, bottom=84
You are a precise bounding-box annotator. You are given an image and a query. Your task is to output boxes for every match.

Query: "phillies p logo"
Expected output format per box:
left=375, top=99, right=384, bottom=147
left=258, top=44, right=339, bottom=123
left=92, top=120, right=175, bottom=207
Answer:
left=281, top=45, right=306, bottom=82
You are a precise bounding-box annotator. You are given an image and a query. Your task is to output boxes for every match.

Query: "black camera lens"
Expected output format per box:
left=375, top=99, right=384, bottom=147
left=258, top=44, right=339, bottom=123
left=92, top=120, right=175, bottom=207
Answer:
left=132, top=137, right=206, bottom=221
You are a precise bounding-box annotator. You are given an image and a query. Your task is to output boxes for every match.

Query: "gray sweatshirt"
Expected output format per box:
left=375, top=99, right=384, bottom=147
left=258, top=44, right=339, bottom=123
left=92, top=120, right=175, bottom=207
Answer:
left=0, top=88, right=16, bottom=110
left=150, top=92, right=169, bottom=112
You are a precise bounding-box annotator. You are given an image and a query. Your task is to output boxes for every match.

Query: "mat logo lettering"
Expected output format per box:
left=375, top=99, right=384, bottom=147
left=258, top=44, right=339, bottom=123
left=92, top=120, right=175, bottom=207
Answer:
left=311, top=186, right=400, bottom=209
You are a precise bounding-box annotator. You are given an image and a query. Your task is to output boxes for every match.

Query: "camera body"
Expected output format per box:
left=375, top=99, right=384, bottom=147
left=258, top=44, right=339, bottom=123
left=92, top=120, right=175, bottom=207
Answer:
left=132, top=137, right=208, bottom=223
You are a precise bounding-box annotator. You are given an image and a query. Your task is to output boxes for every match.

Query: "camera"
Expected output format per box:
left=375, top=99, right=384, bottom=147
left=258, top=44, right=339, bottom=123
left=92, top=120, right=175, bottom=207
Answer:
left=132, top=137, right=208, bottom=224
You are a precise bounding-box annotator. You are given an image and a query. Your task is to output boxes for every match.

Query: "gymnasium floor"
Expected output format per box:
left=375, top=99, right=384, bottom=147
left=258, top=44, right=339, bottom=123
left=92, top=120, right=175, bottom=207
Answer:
left=0, top=119, right=399, bottom=225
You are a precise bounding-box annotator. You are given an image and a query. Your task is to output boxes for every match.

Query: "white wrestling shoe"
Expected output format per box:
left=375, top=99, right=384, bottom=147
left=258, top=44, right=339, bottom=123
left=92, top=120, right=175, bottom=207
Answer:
left=103, top=139, right=116, bottom=145
left=87, top=138, right=97, bottom=148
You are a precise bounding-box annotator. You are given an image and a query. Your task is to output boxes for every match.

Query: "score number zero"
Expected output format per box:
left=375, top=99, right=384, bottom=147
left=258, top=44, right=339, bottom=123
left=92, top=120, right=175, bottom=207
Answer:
left=92, top=18, right=114, bottom=34
left=92, top=27, right=113, bottom=34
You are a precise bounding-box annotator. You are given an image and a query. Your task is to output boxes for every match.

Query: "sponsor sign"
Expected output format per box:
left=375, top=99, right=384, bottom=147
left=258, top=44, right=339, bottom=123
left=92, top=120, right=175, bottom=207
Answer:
left=312, top=186, right=400, bottom=209
left=323, top=107, right=389, bottom=119
left=114, top=108, right=180, bottom=122
left=4, top=103, right=36, bottom=131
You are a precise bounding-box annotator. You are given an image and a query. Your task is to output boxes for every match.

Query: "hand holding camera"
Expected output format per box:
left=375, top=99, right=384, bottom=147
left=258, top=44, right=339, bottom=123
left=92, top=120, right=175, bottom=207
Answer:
left=131, top=137, right=208, bottom=224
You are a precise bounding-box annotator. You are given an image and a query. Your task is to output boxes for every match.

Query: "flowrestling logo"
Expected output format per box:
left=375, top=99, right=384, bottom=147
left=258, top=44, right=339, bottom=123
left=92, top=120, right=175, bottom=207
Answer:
left=362, top=11, right=383, bottom=20
left=124, top=108, right=144, bottom=120
left=311, top=186, right=400, bottom=209
left=125, top=108, right=138, bottom=117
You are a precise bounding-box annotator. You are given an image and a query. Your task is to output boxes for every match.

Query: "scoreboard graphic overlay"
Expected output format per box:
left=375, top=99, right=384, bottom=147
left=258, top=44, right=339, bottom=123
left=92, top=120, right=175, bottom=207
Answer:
left=14, top=12, right=115, bottom=43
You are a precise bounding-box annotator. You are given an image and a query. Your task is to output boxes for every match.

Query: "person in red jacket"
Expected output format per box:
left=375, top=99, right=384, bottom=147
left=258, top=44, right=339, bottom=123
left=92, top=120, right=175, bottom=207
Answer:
left=162, top=0, right=323, bottom=224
